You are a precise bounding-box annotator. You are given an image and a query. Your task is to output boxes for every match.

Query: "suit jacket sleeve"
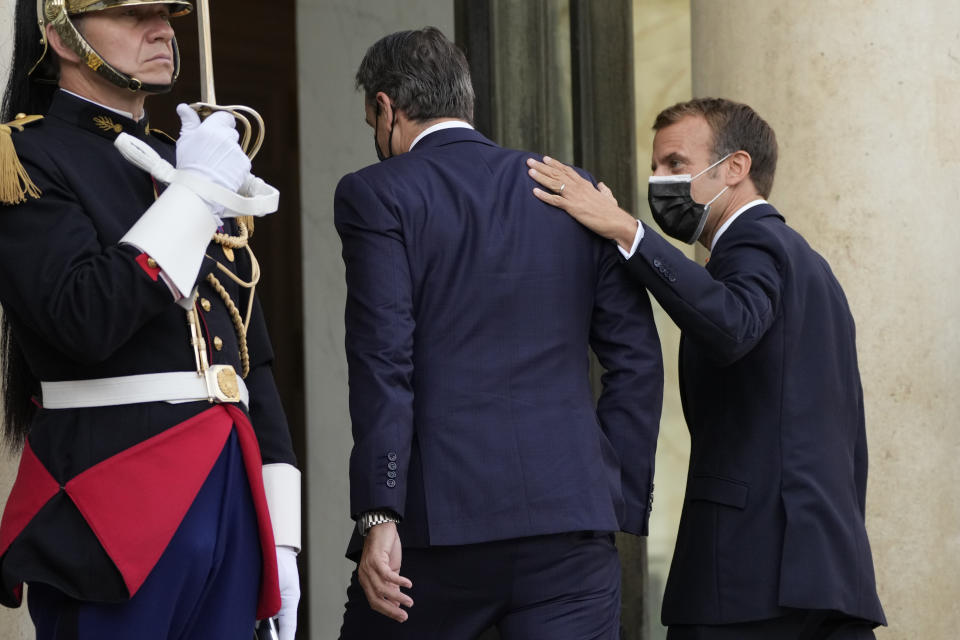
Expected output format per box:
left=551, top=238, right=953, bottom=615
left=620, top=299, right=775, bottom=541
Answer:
left=334, top=171, right=414, bottom=520
left=625, top=221, right=784, bottom=366
left=590, top=242, right=664, bottom=535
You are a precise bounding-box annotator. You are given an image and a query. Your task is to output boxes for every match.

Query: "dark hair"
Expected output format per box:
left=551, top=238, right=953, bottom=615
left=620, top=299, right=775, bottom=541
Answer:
left=2, top=0, right=59, bottom=121
left=0, top=319, right=34, bottom=450
left=355, top=26, right=474, bottom=123
left=1, top=0, right=52, bottom=450
left=653, top=98, right=778, bottom=198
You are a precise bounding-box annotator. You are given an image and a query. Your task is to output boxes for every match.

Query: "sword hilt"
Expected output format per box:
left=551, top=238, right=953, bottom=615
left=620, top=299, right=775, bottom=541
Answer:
left=193, top=0, right=265, bottom=161
left=190, top=103, right=266, bottom=160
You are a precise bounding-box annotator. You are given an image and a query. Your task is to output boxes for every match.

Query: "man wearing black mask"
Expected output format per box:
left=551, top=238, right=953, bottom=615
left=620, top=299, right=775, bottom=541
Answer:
left=526, top=98, right=886, bottom=639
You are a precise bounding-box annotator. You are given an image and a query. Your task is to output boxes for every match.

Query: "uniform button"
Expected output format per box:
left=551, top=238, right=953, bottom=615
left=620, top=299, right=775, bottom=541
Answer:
left=668, top=274, right=677, bottom=282
left=387, top=470, right=398, bottom=479
left=200, top=298, right=211, bottom=312
left=387, top=451, right=398, bottom=462
left=386, top=479, right=397, bottom=488
left=213, top=336, right=223, bottom=351
left=146, top=257, right=158, bottom=269
left=387, top=461, right=398, bottom=471
left=653, top=258, right=662, bottom=268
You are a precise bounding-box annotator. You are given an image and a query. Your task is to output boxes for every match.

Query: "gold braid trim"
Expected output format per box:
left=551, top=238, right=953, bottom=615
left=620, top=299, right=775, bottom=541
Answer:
left=214, top=219, right=250, bottom=249
left=0, top=114, right=44, bottom=205
left=206, top=272, right=250, bottom=378
left=206, top=220, right=261, bottom=378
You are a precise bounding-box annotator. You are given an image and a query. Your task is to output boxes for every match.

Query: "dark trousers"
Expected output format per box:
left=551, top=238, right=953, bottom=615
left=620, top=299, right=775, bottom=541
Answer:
left=667, top=609, right=878, bottom=640
left=339, top=530, right=620, bottom=640
left=28, top=431, right=262, bottom=640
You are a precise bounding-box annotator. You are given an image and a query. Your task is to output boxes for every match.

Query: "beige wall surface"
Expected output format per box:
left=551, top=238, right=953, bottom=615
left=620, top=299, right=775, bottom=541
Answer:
left=691, top=1, right=960, bottom=638
left=0, top=5, right=13, bottom=82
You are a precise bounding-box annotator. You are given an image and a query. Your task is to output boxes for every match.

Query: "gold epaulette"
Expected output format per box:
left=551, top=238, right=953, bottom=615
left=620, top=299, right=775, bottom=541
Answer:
left=0, top=113, right=43, bottom=205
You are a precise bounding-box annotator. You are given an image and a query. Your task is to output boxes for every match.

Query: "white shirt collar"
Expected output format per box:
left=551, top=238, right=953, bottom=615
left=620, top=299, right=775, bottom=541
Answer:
left=409, top=120, right=474, bottom=151
left=61, top=88, right=142, bottom=122
left=710, top=199, right=767, bottom=252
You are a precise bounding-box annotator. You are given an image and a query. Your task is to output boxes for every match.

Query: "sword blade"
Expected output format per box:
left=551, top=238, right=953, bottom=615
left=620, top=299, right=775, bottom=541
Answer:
left=196, top=0, right=216, bottom=104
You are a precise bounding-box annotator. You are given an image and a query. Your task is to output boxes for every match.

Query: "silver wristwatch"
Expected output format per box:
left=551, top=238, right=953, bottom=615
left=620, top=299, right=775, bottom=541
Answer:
left=357, top=510, right=400, bottom=537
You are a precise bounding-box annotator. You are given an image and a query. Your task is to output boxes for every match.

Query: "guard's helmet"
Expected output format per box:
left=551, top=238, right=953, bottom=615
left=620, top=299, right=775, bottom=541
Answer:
left=34, top=0, right=193, bottom=93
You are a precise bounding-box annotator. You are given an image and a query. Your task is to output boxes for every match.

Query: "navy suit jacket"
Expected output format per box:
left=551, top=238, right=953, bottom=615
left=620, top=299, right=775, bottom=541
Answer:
left=625, top=203, right=884, bottom=626
left=335, top=127, right=663, bottom=552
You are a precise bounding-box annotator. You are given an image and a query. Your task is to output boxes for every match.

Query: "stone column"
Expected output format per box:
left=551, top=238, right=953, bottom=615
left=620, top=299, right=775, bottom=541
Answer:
left=690, top=1, right=960, bottom=638
left=570, top=3, right=650, bottom=636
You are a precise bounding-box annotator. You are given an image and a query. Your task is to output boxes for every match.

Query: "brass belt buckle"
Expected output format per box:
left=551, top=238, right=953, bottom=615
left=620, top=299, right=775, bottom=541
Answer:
left=204, top=364, right=240, bottom=403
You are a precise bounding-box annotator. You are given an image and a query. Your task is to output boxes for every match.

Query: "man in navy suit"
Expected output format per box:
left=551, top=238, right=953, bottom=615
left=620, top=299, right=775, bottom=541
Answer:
left=334, top=27, right=663, bottom=639
left=527, top=98, right=885, bottom=639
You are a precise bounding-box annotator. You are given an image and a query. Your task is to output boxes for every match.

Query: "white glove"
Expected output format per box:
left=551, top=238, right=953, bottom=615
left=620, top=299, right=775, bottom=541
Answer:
left=276, top=545, right=300, bottom=640
left=175, top=104, right=251, bottom=198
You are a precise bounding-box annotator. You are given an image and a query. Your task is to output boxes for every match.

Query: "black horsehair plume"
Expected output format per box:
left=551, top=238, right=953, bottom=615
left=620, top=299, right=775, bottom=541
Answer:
left=1, top=0, right=57, bottom=449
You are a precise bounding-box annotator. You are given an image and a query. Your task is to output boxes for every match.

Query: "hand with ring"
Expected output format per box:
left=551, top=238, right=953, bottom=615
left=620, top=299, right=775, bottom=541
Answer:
left=526, top=156, right=639, bottom=251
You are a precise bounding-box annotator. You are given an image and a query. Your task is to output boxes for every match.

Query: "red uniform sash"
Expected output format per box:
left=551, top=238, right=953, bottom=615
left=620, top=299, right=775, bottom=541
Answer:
left=0, top=404, right=280, bottom=618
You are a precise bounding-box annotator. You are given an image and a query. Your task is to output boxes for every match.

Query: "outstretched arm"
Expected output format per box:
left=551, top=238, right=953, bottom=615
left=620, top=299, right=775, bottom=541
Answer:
left=527, top=156, right=782, bottom=367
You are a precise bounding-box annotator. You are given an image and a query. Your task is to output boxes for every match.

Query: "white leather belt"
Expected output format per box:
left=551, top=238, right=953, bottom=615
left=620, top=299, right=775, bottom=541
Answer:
left=40, top=365, right=248, bottom=410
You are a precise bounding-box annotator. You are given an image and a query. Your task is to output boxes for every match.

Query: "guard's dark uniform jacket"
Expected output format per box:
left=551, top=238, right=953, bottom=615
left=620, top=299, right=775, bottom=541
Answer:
left=0, top=90, right=295, bottom=618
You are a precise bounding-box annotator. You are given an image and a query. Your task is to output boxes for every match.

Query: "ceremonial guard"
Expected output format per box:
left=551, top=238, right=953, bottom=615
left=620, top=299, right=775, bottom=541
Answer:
left=0, top=1, right=300, bottom=638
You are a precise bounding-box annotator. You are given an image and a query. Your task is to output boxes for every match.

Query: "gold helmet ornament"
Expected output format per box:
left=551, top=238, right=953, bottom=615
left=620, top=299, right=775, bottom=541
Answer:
left=33, top=0, right=193, bottom=93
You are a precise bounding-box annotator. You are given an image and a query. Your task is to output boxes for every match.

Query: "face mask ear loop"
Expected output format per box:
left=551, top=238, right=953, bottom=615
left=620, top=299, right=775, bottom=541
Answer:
left=705, top=185, right=729, bottom=207
left=386, top=111, right=396, bottom=159
left=691, top=152, right=732, bottom=181
left=376, top=103, right=397, bottom=160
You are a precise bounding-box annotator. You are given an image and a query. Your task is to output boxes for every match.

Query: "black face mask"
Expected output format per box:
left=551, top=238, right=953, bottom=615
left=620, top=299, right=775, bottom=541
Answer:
left=374, top=108, right=396, bottom=162
left=646, top=154, right=730, bottom=244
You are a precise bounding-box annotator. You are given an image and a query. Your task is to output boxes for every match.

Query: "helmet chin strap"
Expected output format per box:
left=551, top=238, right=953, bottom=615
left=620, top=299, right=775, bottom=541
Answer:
left=35, top=0, right=183, bottom=93
left=77, top=33, right=182, bottom=94
left=105, top=36, right=182, bottom=94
